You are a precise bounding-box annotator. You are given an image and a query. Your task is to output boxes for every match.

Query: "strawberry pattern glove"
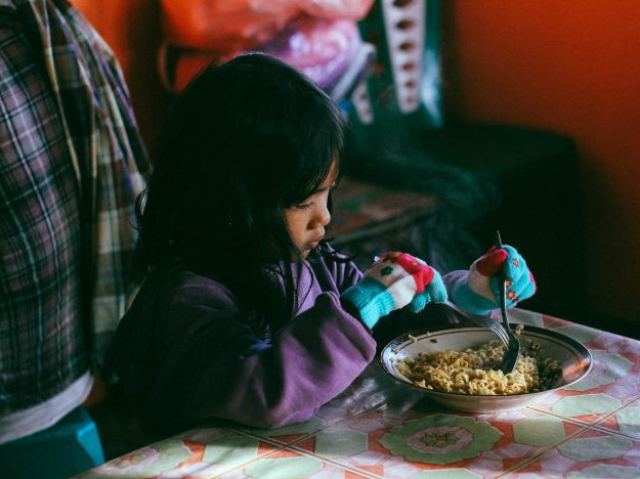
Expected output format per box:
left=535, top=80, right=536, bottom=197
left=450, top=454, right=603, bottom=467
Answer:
left=341, top=252, right=448, bottom=329
left=450, top=245, right=537, bottom=316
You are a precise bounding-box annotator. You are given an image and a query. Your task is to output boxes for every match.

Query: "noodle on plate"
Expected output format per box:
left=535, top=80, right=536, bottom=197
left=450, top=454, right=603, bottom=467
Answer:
left=395, top=334, right=561, bottom=395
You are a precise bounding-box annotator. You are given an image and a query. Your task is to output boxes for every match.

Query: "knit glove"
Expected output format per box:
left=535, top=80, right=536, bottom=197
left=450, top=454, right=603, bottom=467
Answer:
left=449, top=245, right=536, bottom=316
left=341, top=252, right=447, bottom=329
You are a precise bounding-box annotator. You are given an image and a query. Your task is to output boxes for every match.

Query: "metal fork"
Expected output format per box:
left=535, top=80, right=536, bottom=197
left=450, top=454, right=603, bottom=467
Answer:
left=440, top=300, right=511, bottom=348
left=495, top=231, right=521, bottom=374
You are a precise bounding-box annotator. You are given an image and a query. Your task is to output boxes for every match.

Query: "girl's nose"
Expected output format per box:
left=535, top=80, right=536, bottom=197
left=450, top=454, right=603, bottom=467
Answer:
left=314, top=205, right=331, bottom=228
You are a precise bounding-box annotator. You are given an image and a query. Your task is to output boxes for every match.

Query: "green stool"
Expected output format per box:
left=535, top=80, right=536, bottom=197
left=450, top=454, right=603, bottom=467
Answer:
left=0, top=406, right=104, bottom=479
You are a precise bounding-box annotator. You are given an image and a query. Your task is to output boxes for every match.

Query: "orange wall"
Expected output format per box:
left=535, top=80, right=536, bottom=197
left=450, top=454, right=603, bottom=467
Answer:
left=443, top=0, right=640, bottom=322
left=72, top=0, right=168, bottom=152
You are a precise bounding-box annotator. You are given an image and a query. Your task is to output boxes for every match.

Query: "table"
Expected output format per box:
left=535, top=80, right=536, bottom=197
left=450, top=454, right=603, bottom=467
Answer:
left=329, top=176, right=466, bottom=276
left=76, top=309, right=640, bottom=479
left=330, top=177, right=438, bottom=247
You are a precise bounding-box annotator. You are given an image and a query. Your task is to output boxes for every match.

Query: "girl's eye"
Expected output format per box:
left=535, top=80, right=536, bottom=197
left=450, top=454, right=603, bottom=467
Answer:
left=294, top=202, right=312, bottom=210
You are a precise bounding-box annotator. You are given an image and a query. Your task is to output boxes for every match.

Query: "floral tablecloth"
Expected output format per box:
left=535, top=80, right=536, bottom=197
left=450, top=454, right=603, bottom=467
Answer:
left=77, top=309, right=640, bottom=479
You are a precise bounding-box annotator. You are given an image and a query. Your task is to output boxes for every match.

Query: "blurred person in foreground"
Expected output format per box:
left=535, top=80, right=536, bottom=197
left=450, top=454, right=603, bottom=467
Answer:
left=0, top=0, right=148, bottom=476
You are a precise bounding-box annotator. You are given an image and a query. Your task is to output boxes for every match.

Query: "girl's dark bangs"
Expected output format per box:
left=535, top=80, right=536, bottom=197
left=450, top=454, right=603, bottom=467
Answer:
left=287, top=110, right=345, bottom=204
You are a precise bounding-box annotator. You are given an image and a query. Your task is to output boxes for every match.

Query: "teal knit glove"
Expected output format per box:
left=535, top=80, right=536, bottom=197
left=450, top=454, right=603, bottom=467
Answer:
left=449, top=245, right=537, bottom=316
left=342, top=252, right=448, bottom=329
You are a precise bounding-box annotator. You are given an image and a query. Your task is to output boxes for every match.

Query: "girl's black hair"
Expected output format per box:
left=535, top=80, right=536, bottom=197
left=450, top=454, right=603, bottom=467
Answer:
left=135, top=53, right=347, bottom=332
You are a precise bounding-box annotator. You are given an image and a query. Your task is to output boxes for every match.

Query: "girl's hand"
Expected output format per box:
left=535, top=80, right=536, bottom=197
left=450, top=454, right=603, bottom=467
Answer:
left=450, top=245, right=536, bottom=316
left=341, top=252, right=447, bottom=329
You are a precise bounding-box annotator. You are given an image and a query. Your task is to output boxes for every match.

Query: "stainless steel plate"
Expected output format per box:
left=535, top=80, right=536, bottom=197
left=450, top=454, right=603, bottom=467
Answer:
left=380, top=325, right=593, bottom=413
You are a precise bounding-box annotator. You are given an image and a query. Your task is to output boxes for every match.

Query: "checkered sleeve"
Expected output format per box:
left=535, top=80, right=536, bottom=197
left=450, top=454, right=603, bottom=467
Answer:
left=0, top=0, right=149, bottom=413
left=0, top=17, right=88, bottom=413
left=62, top=4, right=150, bottom=360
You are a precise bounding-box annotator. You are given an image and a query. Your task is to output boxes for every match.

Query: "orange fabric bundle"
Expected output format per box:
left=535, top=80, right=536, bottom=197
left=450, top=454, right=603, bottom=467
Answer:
left=160, top=0, right=373, bottom=92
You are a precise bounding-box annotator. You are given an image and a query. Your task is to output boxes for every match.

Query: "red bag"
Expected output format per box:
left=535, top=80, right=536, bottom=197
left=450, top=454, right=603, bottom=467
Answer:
left=159, top=0, right=373, bottom=94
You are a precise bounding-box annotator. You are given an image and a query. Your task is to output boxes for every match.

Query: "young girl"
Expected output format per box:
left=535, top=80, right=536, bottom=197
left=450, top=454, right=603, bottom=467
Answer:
left=106, top=53, right=535, bottom=434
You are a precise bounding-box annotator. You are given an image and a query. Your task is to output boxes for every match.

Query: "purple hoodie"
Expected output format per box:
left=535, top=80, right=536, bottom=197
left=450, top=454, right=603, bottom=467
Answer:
left=106, top=253, right=377, bottom=433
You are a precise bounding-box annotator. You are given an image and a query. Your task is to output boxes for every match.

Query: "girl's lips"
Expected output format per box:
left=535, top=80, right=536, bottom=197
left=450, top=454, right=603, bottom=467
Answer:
left=306, top=238, right=323, bottom=249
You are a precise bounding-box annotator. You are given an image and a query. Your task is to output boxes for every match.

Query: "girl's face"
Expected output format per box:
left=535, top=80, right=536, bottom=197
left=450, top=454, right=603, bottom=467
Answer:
left=284, top=162, right=338, bottom=258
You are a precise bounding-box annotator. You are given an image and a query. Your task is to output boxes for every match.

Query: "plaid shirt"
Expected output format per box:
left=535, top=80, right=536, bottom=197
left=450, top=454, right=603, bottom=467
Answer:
left=0, top=0, right=149, bottom=413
